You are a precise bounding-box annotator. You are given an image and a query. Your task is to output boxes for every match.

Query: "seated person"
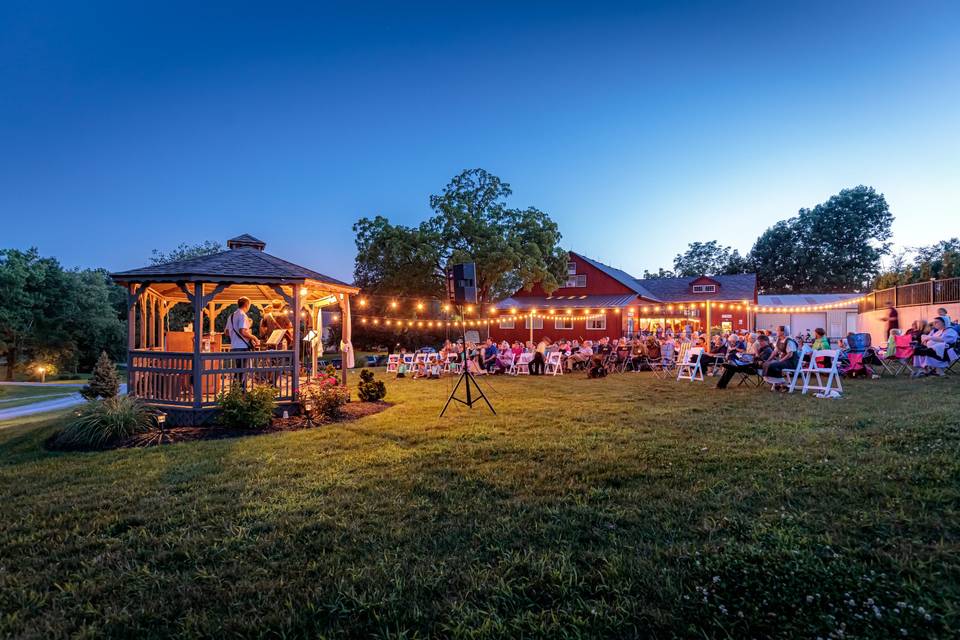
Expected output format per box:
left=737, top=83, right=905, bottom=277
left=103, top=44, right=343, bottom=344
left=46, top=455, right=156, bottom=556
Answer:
left=566, top=341, right=593, bottom=370
left=913, top=316, right=958, bottom=377
left=717, top=335, right=773, bottom=389
left=480, top=339, right=499, bottom=372
left=763, top=328, right=800, bottom=389
left=699, top=335, right=728, bottom=375
left=495, top=341, right=514, bottom=372
left=811, top=328, right=830, bottom=351
left=259, top=299, right=294, bottom=347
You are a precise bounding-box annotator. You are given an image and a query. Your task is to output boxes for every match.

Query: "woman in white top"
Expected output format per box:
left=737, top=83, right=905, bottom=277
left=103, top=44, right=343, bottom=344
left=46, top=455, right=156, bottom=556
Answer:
left=916, top=316, right=958, bottom=376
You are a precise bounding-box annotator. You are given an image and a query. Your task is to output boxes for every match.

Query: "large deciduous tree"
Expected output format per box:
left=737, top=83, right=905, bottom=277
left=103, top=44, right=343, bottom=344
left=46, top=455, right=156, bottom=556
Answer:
left=673, top=241, right=748, bottom=277
left=748, top=186, right=893, bottom=292
left=353, top=169, right=567, bottom=305
left=0, top=249, right=125, bottom=379
left=873, top=238, right=960, bottom=287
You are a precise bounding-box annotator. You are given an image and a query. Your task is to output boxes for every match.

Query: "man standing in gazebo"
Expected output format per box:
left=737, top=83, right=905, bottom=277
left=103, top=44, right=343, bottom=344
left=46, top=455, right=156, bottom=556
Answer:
left=226, top=297, right=260, bottom=389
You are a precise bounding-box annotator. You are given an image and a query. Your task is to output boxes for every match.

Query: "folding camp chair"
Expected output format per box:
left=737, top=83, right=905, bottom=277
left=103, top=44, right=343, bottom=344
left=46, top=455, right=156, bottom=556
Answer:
left=734, top=366, right=764, bottom=387
left=676, top=347, right=704, bottom=382
left=881, top=335, right=915, bottom=376
left=652, top=343, right=679, bottom=379
left=798, top=349, right=843, bottom=395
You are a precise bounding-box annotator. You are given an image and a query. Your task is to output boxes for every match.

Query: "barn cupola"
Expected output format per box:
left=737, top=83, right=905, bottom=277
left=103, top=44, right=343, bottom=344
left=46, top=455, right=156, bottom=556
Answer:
left=226, top=234, right=266, bottom=251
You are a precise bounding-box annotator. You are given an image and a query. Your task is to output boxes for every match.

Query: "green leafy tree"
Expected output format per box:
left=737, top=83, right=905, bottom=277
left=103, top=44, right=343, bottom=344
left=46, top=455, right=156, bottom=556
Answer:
left=642, top=268, right=676, bottom=279
left=872, top=238, right=960, bottom=288
left=151, top=240, right=223, bottom=265
left=673, top=241, right=748, bottom=277
left=0, top=249, right=67, bottom=379
left=81, top=351, right=121, bottom=399
left=150, top=241, right=224, bottom=331
left=749, top=186, right=893, bottom=292
left=353, top=169, right=567, bottom=306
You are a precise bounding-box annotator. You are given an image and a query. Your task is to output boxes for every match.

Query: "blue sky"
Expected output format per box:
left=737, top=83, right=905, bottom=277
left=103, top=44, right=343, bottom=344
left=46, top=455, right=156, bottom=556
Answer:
left=2, top=0, right=958, bottom=281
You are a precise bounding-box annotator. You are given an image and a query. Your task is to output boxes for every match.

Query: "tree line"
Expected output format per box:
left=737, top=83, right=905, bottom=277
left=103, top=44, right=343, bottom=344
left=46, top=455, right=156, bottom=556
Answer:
left=2, top=172, right=923, bottom=371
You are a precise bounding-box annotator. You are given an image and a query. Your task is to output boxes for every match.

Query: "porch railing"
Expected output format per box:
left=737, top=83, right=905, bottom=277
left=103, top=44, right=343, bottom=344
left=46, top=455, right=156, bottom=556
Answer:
left=129, top=349, right=296, bottom=407
left=858, top=276, right=960, bottom=313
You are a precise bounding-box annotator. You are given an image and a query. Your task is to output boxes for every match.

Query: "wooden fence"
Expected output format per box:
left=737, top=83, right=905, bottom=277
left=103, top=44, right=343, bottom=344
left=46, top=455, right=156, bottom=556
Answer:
left=859, top=276, right=960, bottom=313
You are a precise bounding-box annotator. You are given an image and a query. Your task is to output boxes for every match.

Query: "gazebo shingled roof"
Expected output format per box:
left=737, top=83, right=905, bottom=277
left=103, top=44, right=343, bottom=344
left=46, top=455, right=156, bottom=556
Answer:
left=112, top=241, right=354, bottom=289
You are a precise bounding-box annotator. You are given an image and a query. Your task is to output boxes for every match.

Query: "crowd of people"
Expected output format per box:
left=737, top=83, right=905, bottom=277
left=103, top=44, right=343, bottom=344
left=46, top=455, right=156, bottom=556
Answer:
left=388, top=306, right=958, bottom=388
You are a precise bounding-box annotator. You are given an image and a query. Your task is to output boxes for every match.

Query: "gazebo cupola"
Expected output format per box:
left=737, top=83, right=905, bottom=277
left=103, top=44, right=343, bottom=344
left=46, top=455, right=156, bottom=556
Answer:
left=226, top=234, right=267, bottom=251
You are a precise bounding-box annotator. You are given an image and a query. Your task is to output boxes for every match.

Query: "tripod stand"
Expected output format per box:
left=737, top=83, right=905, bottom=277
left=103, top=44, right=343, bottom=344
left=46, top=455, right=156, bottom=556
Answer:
left=439, top=304, right=496, bottom=417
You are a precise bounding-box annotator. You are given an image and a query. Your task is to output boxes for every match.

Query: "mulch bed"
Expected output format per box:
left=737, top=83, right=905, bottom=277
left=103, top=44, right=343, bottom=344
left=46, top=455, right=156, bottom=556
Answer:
left=46, top=401, right=393, bottom=452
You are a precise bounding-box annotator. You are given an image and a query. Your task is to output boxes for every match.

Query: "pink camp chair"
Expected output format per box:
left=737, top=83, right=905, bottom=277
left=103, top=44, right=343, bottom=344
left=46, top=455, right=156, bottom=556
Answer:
left=886, top=334, right=915, bottom=376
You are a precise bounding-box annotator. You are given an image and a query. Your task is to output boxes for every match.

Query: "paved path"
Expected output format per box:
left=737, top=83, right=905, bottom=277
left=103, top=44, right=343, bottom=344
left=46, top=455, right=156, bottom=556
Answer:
left=0, top=385, right=128, bottom=423
left=0, top=381, right=86, bottom=388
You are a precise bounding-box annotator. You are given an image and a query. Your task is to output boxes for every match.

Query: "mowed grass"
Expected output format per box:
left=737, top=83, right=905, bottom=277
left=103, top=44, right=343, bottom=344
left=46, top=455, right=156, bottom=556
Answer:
left=0, top=385, right=75, bottom=409
left=1, top=373, right=959, bottom=639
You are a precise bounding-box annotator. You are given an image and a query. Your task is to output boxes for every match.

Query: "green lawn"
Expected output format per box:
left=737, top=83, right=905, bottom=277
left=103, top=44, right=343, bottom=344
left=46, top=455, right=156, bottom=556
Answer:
left=1, top=374, right=958, bottom=638
left=0, top=385, right=76, bottom=409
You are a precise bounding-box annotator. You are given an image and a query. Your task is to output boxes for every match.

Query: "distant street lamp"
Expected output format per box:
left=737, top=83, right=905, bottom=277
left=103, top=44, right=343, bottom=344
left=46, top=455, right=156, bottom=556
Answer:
left=37, top=366, right=46, bottom=384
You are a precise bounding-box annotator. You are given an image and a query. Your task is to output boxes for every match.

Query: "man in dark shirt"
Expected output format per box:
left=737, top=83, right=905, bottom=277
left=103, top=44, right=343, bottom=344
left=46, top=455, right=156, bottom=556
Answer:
left=885, top=302, right=899, bottom=335
left=716, top=335, right=774, bottom=389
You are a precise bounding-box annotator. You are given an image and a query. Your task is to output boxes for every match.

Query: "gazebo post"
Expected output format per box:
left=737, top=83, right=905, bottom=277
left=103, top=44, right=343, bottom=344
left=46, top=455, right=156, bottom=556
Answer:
left=192, top=282, right=203, bottom=411
left=292, top=285, right=301, bottom=398
left=127, top=285, right=137, bottom=394
left=340, top=293, right=352, bottom=386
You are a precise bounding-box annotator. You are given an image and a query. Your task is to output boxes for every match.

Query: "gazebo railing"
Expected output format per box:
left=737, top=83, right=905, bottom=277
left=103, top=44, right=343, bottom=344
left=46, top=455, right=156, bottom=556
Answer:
left=129, top=349, right=296, bottom=407
left=130, top=351, right=195, bottom=406
left=198, top=351, right=295, bottom=406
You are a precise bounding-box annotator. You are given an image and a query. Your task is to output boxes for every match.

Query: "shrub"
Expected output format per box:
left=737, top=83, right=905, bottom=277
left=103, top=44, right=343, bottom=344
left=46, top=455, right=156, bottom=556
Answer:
left=55, top=395, right=155, bottom=448
left=357, top=368, right=386, bottom=402
left=301, top=374, right=349, bottom=421
left=217, top=385, right=277, bottom=428
left=81, top=351, right=120, bottom=400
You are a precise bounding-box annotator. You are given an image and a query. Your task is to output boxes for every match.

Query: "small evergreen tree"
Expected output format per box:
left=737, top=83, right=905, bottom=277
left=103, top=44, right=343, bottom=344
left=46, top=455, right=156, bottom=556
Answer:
left=357, top=368, right=386, bottom=402
left=81, top=351, right=120, bottom=400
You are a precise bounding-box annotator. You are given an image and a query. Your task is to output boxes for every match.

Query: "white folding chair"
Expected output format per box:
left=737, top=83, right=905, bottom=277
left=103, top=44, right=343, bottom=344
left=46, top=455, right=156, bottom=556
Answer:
left=512, top=352, right=533, bottom=375
left=545, top=351, right=564, bottom=376
left=799, top=349, right=842, bottom=395
left=500, top=352, right=516, bottom=374
left=784, top=346, right=811, bottom=392
left=676, top=346, right=704, bottom=382
left=443, top=354, right=461, bottom=374
left=386, top=354, right=400, bottom=373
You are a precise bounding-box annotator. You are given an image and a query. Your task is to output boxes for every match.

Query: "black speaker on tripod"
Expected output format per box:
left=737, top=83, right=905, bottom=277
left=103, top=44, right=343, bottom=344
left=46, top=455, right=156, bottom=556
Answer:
left=440, top=262, right=495, bottom=417
left=447, top=262, right=478, bottom=306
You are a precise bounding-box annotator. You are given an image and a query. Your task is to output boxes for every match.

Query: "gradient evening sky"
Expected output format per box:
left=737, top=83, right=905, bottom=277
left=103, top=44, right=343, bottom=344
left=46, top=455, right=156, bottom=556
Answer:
left=2, top=0, right=958, bottom=282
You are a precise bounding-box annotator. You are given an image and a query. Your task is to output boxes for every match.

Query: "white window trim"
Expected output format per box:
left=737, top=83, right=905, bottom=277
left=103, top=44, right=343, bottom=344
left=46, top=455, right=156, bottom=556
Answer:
left=555, top=318, right=573, bottom=330
left=498, top=318, right=515, bottom=329
left=692, top=284, right=717, bottom=293
left=526, top=316, right=543, bottom=330
left=567, top=261, right=577, bottom=275
left=564, top=274, right=587, bottom=288
left=586, top=316, right=607, bottom=331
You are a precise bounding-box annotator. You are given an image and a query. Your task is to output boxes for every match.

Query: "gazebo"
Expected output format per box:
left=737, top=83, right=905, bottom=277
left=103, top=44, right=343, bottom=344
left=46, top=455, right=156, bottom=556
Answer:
left=111, top=234, right=359, bottom=425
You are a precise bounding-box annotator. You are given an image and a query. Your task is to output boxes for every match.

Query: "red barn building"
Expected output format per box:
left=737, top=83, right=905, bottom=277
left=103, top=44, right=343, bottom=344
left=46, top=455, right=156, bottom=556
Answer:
left=489, top=252, right=757, bottom=344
